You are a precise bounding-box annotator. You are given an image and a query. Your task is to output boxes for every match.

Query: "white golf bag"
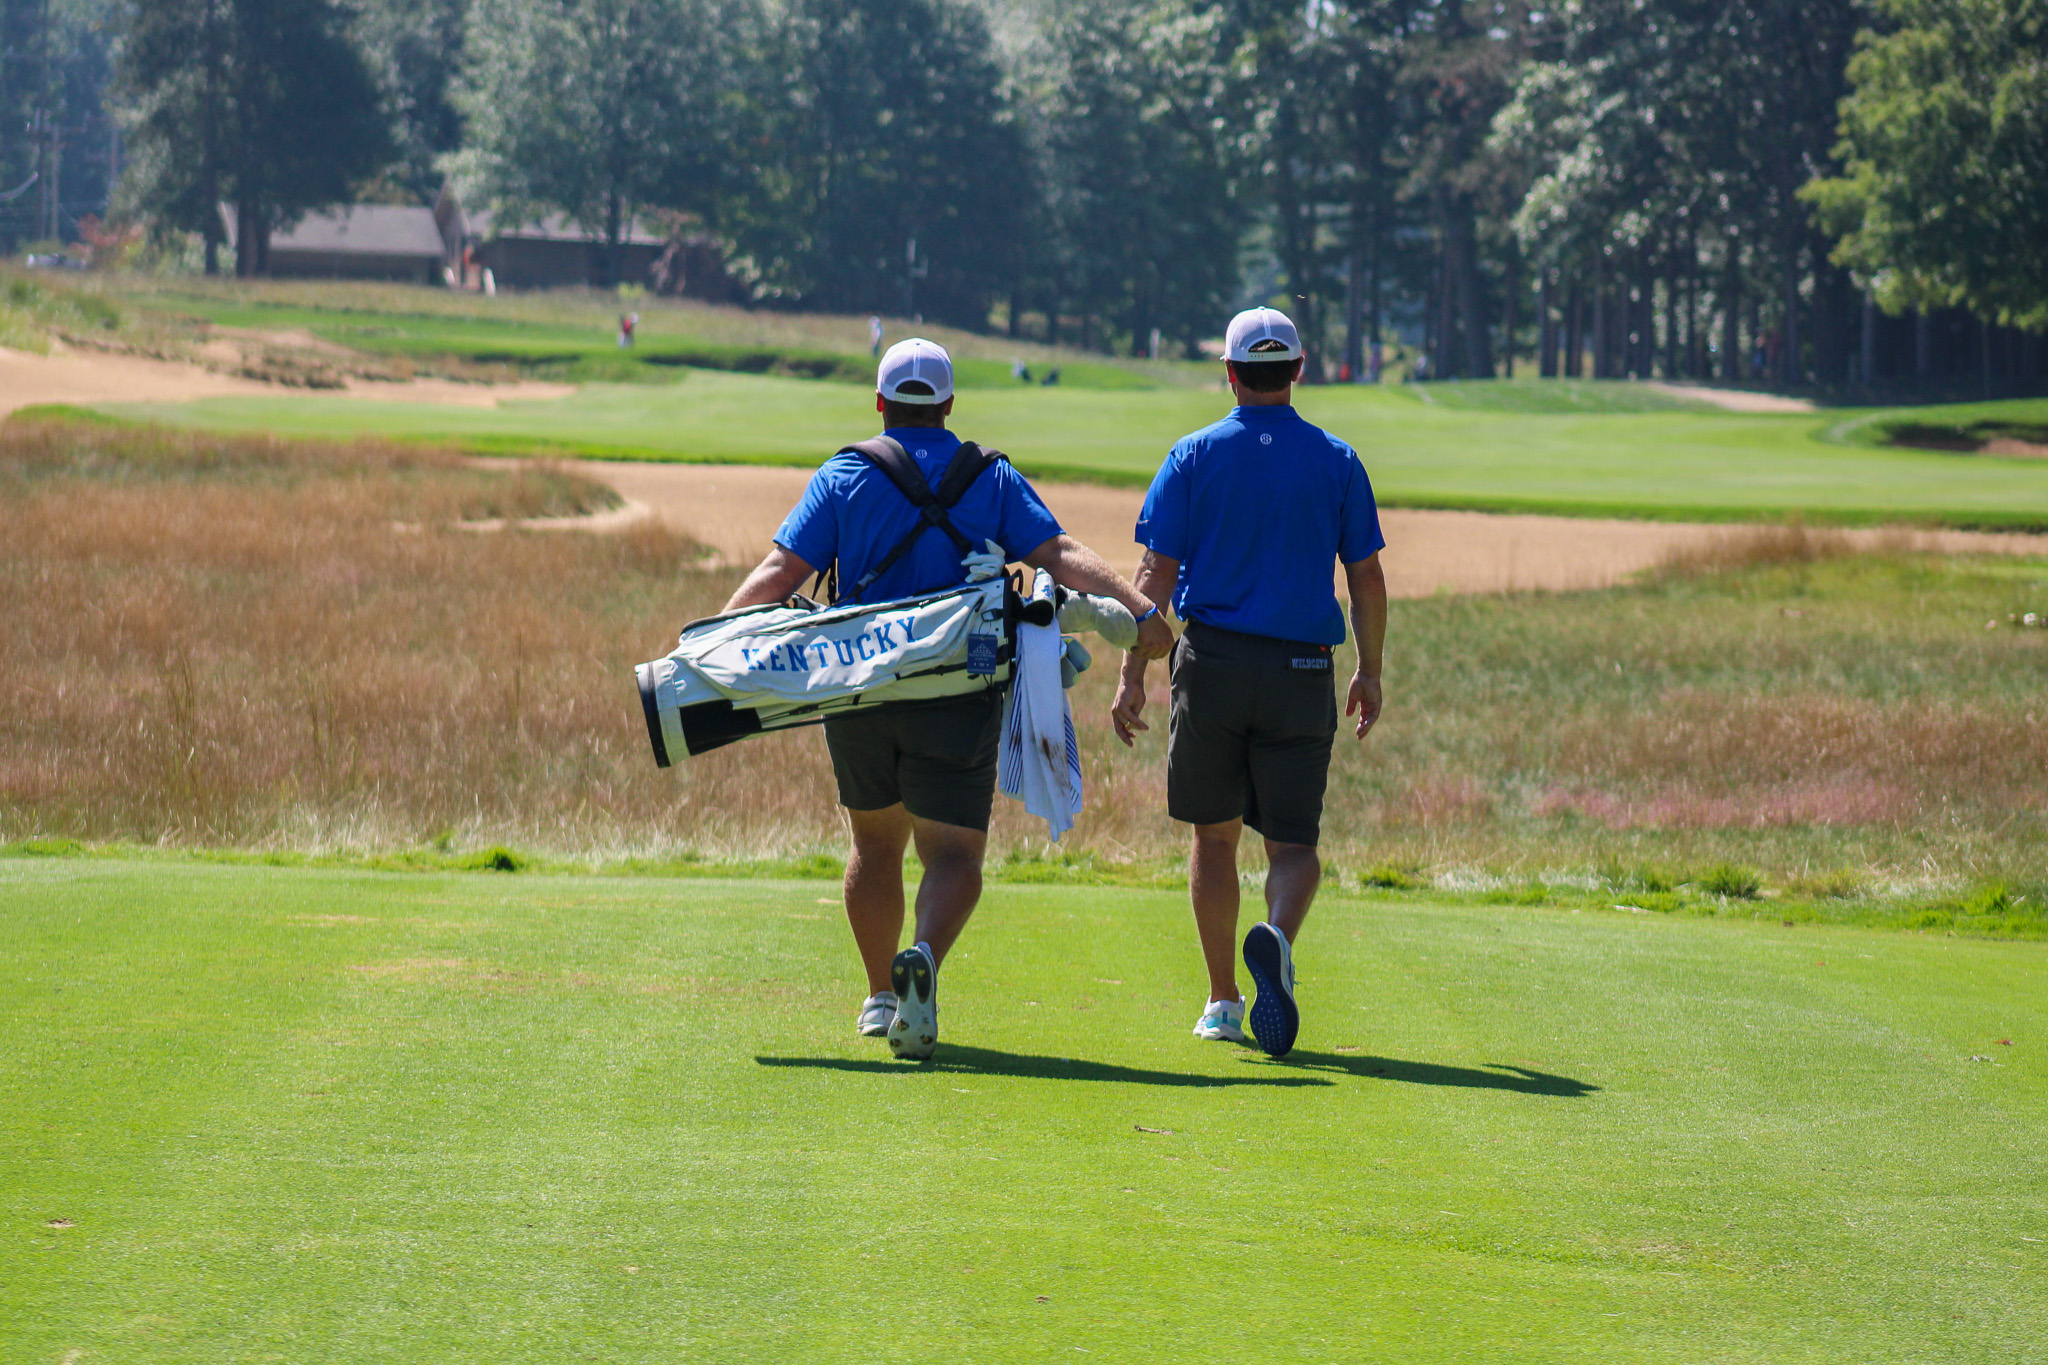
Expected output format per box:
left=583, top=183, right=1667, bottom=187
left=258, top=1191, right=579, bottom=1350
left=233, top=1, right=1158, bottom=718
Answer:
left=635, top=576, right=1038, bottom=765
left=631, top=434, right=1133, bottom=769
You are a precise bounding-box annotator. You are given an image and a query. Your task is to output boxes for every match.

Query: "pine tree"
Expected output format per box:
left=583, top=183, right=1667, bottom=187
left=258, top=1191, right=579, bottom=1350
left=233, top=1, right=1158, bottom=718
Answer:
left=450, top=0, right=740, bottom=288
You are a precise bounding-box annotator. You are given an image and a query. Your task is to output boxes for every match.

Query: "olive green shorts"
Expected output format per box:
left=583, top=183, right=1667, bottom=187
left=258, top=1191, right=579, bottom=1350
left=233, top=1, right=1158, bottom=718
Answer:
left=823, top=692, right=1004, bottom=832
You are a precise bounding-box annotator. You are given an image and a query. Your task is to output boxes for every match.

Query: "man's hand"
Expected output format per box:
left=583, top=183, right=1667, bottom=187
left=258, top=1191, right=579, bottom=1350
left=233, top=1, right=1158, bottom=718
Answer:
left=1132, top=610, right=1174, bottom=660
left=1111, top=673, right=1151, bottom=746
left=1346, top=670, right=1383, bottom=739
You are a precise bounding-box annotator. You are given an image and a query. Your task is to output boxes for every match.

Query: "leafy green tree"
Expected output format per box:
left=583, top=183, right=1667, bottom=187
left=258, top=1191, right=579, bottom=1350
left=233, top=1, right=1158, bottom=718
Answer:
left=1807, top=0, right=2048, bottom=329
left=1025, top=0, right=1239, bottom=353
left=351, top=0, right=469, bottom=202
left=740, top=0, right=1030, bottom=326
left=1, top=0, right=124, bottom=249
left=113, top=0, right=391, bottom=275
left=1391, top=2, right=1533, bottom=379
left=1494, top=0, right=1867, bottom=384
left=450, top=0, right=741, bottom=286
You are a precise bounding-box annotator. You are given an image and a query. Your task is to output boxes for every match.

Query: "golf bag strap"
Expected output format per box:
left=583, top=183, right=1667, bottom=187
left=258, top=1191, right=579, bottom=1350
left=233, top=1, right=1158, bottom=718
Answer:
left=832, top=438, right=1005, bottom=604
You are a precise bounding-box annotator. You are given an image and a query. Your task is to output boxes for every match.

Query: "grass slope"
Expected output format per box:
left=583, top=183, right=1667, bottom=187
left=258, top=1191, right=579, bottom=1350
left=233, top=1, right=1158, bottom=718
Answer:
left=102, top=373, right=2048, bottom=525
left=127, top=284, right=1191, bottom=390
left=5, top=860, right=2043, bottom=1362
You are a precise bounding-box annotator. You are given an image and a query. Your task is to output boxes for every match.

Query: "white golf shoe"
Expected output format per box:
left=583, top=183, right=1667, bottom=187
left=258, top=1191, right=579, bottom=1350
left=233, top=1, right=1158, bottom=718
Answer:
left=857, top=991, right=899, bottom=1038
left=887, top=943, right=939, bottom=1060
left=1192, top=997, right=1247, bottom=1042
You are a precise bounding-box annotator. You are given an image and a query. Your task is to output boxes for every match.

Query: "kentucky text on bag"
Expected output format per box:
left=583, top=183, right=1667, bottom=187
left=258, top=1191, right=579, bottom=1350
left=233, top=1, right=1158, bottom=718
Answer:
left=635, top=577, right=1019, bottom=767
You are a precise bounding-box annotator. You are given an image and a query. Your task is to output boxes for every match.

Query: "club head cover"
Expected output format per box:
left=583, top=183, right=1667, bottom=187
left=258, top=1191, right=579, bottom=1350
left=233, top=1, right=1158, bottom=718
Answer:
left=1055, top=591, right=1138, bottom=648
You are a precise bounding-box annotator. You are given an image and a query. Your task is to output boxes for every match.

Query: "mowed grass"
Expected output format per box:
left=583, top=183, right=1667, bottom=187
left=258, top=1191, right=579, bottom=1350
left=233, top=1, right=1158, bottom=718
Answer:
left=103, top=370, right=2048, bottom=525
left=113, top=278, right=1196, bottom=390
left=3, top=858, right=2043, bottom=1362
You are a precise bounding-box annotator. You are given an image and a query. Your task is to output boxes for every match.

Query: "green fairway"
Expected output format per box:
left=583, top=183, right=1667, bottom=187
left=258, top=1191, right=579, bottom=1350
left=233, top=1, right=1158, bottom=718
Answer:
left=102, top=372, right=2048, bottom=524
left=5, top=859, right=2043, bottom=1361
left=130, top=288, right=1180, bottom=390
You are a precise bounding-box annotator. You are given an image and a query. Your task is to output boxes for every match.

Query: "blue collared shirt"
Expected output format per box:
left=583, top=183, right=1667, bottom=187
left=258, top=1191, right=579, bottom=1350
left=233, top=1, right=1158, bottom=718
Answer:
left=1136, top=404, right=1384, bottom=646
left=776, top=427, right=1063, bottom=603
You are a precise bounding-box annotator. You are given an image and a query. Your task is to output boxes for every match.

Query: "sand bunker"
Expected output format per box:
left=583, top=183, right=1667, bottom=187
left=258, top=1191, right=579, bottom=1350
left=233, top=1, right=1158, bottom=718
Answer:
left=0, top=342, right=573, bottom=415
left=0, top=343, right=275, bottom=410
left=8, top=346, right=2040, bottom=596
left=535, top=460, right=2048, bottom=598
left=1642, top=382, right=1817, bottom=414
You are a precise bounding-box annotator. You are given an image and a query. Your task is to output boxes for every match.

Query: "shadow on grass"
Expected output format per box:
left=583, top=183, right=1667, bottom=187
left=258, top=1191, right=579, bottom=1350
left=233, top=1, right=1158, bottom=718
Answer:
left=1251, top=1049, right=1599, bottom=1097
left=756, top=1044, right=1332, bottom=1088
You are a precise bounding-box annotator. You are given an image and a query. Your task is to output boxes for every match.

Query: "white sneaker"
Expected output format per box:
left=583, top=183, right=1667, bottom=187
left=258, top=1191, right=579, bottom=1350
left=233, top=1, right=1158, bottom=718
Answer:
left=887, top=943, right=938, bottom=1060
left=857, top=991, right=899, bottom=1037
left=1192, top=997, right=1247, bottom=1042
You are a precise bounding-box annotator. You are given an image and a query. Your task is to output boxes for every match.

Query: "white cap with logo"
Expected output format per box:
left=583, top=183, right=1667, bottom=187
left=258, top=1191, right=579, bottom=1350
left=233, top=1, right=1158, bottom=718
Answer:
left=877, top=337, right=954, bottom=404
left=1224, top=307, right=1304, bottom=363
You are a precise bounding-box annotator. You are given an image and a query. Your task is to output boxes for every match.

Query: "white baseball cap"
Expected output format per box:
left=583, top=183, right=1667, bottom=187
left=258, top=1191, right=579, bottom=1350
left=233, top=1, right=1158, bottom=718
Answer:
left=877, top=337, right=954, bottom=404
left=1225, top=307, right=1304, bottom=363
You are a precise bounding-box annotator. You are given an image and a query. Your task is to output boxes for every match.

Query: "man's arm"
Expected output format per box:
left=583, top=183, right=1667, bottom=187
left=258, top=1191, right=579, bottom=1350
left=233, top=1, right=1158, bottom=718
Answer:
left=1111, top=549, right=1180, bottom=745
left=721, top=545, right=817, bottom=613
left=1344, top=552, right=1387, bottom=739
left=1020, top=534, right=1173, bottom=659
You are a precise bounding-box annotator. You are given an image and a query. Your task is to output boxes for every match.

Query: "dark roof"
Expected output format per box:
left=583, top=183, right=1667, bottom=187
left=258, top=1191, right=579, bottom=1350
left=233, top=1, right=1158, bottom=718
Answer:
left=223, top=204, right=446, bottom=258
left=464, top=208, right=664, bottom=247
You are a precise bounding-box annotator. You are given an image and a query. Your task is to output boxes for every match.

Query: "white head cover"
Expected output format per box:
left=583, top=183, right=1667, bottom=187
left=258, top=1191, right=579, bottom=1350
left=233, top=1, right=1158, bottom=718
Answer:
left=1224, top=307, right=1304, bottom=363
left=877, top=337, right=954, bottom=404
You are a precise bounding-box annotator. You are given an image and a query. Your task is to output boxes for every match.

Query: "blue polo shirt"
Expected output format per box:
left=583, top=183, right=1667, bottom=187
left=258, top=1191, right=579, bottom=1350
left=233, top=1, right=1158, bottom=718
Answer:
left=775, top=428, right=1063, bottom=603
left=1137, top=404, right=1383, bottom=646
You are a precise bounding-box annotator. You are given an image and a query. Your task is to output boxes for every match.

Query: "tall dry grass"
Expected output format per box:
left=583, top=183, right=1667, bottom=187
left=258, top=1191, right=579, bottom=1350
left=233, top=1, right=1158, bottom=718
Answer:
left=0, top=421, right=848, bottom=854
left=4, top=420, right=2044, bottom=879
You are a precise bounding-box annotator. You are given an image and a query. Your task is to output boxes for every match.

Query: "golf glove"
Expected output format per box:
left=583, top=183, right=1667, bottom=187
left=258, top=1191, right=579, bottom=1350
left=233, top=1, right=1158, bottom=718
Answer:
left=962, top=539, right=1006, bottom=583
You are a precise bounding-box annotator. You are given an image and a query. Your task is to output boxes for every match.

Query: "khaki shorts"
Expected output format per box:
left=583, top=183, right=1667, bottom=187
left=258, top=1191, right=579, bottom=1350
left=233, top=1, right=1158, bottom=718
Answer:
left=1167, top=623, right=1338, bottom=847
left=823, top=692, right=1004, bottom=832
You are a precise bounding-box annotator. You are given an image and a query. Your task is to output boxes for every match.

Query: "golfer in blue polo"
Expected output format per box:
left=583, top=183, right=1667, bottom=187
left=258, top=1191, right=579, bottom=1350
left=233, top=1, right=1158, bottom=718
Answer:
left=723, top=338, right=1172, bottom=1059
left=1111, top=307, right=1388, bottom=1058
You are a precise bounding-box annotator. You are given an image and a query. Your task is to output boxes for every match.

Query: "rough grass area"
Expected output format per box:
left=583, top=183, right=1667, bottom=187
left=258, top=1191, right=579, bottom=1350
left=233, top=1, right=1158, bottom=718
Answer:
left=1335, top=531, right=2048, bottom=887
left=96, top=275, right=1195, bottom=390
left=0, top=267, right=168, bottom=356
left=4, top=421, right=2046, bottom=913
left=3, top=862, right=2043, bottom=1362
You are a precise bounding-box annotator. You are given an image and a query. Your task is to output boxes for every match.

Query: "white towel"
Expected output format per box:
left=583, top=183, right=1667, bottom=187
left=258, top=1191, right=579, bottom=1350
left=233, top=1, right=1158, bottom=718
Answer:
left=999, top=569, right=1083, bottom=840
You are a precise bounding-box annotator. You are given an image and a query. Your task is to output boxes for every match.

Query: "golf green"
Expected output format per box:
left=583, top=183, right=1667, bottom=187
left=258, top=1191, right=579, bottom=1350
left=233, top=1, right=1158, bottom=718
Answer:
left=4, top=859, right=2041, bottom=1361
left=102, top=374, right=2048, bottom=525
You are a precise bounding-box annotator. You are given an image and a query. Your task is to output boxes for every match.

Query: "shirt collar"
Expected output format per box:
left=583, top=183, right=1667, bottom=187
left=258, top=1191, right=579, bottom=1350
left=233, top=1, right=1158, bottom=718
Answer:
left=1230, top=404, right=1297, bottom=421
left=882, top=426, right=958, bottom=447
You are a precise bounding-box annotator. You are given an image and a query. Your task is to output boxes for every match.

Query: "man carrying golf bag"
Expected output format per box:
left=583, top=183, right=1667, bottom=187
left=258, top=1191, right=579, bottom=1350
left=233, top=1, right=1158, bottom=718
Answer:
left=720, top=338, right=1173, bottom=1058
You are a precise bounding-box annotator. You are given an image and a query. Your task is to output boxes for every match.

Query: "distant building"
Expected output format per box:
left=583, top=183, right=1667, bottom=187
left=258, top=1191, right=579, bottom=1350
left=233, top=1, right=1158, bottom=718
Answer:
left=433, top=185, right=742, bottom=297
left=212, top=190, right=745, bottom=294
left=223, top=203, right=448, bottom=283
left=434, top=185, right=662, bottom=290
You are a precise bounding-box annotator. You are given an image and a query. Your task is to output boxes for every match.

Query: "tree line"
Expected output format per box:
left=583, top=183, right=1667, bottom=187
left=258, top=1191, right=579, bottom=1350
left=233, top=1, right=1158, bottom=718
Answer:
left=72, top=0, right=2048, bottom=387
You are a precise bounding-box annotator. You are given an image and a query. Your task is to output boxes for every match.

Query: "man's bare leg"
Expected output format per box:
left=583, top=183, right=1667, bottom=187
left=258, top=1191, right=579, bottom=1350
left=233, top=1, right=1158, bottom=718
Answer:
left=1191, top=819, right=1245, bottom=1002
left=909, top=816, right=986, bottom=965
left=845, top=805, right=913, bottom=996
left=1263, top=838, right=1321, bottom=943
